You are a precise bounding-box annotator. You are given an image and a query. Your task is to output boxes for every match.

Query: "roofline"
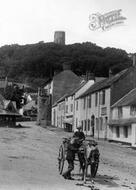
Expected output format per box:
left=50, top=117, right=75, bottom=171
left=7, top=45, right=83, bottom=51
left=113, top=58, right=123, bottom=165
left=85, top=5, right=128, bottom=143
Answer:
left=77, top=68, right=130, bottom=99
left=111, top=88, right=136, bottom=108
left=76, top=85, right=110, bottom=100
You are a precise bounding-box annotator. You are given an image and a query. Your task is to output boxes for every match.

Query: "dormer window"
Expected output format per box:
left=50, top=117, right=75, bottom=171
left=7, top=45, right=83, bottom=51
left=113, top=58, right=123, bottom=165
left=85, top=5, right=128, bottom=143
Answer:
left=118, top=107, right=122, bottom=118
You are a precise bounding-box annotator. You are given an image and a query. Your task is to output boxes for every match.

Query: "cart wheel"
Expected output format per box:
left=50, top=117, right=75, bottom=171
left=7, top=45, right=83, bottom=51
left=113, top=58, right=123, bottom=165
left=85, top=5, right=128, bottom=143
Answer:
left=58, top=145, right=65, bottom=175
left=90, top=162, right=99, bottom=178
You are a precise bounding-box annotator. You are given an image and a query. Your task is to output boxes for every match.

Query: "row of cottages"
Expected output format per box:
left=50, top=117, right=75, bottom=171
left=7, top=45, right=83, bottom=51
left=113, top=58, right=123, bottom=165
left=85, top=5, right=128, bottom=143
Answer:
left=52, top=74, right=105, bottom=132
left=52, top=63, right=136, bottom=147
left=74, top=65, right=136, bottom=147
left=109, top=88, right=136, bottom=147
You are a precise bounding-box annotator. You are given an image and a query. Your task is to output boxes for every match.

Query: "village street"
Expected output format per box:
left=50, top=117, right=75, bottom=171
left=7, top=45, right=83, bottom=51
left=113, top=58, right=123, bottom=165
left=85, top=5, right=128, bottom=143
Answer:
left=0, top=122, right=136, bottom=190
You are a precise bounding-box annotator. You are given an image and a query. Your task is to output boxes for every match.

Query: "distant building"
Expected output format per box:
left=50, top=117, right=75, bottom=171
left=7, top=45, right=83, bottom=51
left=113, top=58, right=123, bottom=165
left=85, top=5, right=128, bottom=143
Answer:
left=0, top=94, right=21, bottom=127
left=50, top=63, right=82, bottom=128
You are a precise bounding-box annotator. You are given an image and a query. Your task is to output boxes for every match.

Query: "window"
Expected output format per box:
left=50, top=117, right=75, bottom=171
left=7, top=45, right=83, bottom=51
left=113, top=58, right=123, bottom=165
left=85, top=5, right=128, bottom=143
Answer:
left=118, top=107, right=122, bottom=118
left=84, top=120, right=87, bottom=131
left=81, top=120, right=84, bottom=130
left=88, top=119, right=90, bottom=131
left=130, top=106, right=136, bottom=116
left=100, top=90, right=105, bottom=105
left=83, top=98, right=86, bottom=109
left=102, top=90, right=105, bottom=105
left=96, top=118, right=99, bottom=130
left=76, top=100, right=78, bottom=111
left=95, top=93, right=98, bottom=106
left=70, top=104, right=73, bottom=112
left=116, top=126, right=120, bottom=138
left=88, top=94, right=92, bottom=108
left=76, top=118, right=78, bottom=127
left=124, top=126, right=128, bottom=138
left=65, top=105, right=68, bottom=113
left=99, top=117, right=103, bottom=130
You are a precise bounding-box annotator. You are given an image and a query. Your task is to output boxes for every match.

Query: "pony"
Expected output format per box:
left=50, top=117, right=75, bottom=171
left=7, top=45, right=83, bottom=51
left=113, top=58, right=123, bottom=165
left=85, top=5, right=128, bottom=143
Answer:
left=78, top=140, right=100, bottom=183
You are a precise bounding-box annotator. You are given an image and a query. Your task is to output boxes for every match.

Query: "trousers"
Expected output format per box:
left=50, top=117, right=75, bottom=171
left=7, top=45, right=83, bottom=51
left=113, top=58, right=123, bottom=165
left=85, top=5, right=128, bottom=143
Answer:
left=63, top=159, right=74, bottom=177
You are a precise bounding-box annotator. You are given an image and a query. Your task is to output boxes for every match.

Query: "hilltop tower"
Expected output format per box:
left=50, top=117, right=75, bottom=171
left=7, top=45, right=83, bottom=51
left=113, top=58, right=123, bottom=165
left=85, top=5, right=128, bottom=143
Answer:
left=54, top=31, right=65, bottom=45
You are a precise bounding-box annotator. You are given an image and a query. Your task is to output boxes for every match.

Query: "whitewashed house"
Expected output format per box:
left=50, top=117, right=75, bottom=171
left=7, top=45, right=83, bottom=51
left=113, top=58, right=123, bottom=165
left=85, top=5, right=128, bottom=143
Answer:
left=75, top=67, right=136, bottom=139
left=75, top=82, right=110, bottom=138
left=109, top=88, right=136, bottom=147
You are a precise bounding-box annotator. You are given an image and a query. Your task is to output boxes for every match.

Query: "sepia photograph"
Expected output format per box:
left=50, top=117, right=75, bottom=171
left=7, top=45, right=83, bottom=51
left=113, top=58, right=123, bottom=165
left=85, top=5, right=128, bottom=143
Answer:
left=0, top=0, right=135, bottom=189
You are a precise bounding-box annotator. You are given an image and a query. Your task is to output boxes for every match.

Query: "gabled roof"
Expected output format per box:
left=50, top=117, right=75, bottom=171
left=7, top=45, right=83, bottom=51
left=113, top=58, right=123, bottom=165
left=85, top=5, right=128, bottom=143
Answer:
left=78, top=68, right=128, bottom=99
left=53, top=70, right=81, bottom=104
left=111, top=88, right=136, bottom=107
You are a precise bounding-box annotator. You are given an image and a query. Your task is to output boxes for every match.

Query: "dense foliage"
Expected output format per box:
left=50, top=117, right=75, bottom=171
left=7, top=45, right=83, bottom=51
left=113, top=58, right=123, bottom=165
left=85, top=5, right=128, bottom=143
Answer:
left=0, top=42, right=132, bottom=87
left=4, top=85, right=25, bottom=109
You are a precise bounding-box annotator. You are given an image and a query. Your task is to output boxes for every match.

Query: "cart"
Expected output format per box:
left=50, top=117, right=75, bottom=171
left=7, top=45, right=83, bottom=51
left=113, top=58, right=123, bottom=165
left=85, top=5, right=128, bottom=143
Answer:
left=58, top=137, right=100, bottom=179
left=58, top=137, right=70, bottom=174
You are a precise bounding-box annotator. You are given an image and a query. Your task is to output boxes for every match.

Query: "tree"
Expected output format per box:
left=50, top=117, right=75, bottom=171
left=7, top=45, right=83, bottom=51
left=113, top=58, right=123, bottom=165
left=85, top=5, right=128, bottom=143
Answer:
left=4, top=84, right=25, bottom=109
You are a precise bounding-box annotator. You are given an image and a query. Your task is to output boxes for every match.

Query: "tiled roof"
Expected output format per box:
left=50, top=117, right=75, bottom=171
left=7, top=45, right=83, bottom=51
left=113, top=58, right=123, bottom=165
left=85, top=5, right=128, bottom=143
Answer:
left=111, top=88, right=136, bottom=107
left=57, top=94, right=68, bottom=103
left=52, top=70, right=81, bottom=104
left=78, top=68, right=128, bottom=99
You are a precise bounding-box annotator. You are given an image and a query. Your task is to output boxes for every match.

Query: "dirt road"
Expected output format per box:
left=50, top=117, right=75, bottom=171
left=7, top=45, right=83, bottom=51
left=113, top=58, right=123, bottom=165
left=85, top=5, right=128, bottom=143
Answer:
left=0, top=122, right=136, bottom=190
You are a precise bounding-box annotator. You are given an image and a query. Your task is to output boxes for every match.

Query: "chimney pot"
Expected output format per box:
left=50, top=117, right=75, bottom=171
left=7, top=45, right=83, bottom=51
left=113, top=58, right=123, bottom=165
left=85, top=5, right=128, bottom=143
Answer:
left=109, top=68, right=113, bottom=78
left=63, top=62, right=71, bottom=70
left=86, top=71, right=95, bottom=81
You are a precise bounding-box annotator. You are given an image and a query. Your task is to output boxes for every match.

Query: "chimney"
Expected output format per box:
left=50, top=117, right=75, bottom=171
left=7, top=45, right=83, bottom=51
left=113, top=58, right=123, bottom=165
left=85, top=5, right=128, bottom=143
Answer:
left=86, top=71, right=95, bottom=81
left=54, top=69, right=60, bottom=76
left=109, top=68, right=113, bottom=78
left=133, top=54, right=136, bottom=67
left=63, top=62, right=71, bottom=70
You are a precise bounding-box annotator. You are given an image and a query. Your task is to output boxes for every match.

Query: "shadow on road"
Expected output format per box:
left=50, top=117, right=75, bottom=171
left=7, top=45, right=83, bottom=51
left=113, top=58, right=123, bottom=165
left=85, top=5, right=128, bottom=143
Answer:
left=74, top=173, right=119, bottom=189
left=94, top=174, right=119, bottom=188
left=7, top=125, right=31, bottom=129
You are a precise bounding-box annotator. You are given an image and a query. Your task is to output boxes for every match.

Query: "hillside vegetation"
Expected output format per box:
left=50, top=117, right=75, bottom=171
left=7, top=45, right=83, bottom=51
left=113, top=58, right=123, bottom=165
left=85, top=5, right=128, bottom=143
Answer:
left=0, top=42, right=132, bottom=87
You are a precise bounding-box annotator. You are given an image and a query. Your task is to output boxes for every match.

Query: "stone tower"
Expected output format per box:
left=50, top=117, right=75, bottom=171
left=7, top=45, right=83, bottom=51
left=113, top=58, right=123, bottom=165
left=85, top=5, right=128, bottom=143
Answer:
left=54, top=31, right=65, bottom=45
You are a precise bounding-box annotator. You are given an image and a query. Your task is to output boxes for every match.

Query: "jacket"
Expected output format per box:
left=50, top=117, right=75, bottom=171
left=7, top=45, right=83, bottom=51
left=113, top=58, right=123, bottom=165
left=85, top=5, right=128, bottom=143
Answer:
left=66, top=143, right=78, bottom=160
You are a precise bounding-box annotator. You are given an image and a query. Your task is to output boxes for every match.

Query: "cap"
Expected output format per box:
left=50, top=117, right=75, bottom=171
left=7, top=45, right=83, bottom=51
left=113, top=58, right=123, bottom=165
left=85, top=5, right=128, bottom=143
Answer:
left=77, top=125, right=82, bottom=129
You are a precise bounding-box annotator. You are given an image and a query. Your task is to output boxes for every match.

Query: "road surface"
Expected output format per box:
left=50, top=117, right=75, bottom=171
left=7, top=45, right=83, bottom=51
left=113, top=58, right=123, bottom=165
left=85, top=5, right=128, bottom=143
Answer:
left=0, top=122, right=136, bottom=190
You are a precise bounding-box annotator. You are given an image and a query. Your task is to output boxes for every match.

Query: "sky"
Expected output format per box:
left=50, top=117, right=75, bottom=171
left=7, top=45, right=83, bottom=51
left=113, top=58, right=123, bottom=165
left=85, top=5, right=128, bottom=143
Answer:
left=0, top=0, right=135, bottom=53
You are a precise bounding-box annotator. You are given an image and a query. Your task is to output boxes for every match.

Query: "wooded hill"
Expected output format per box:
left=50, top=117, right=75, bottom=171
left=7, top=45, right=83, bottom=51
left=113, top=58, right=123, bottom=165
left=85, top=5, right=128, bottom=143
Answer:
left=0, top=42, right=132, bottom=87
